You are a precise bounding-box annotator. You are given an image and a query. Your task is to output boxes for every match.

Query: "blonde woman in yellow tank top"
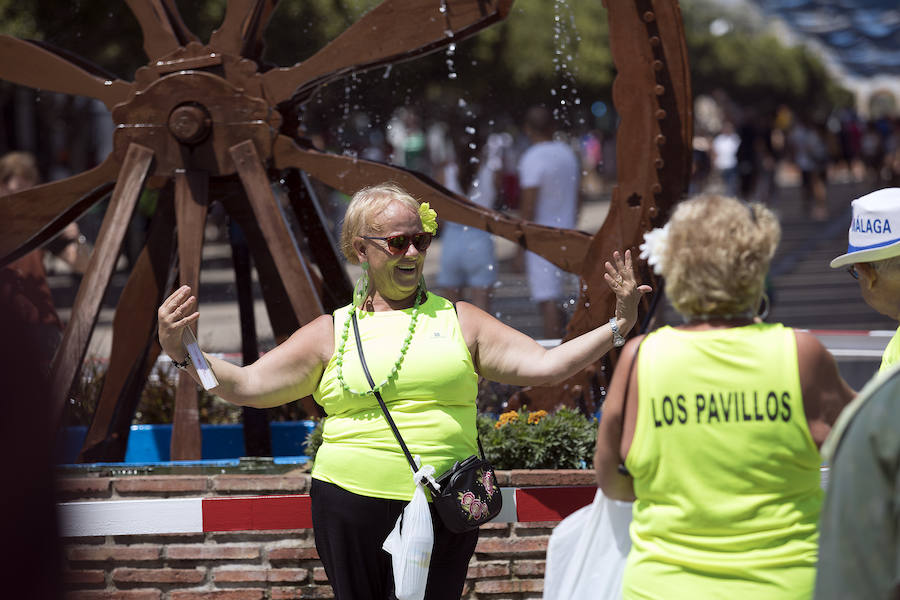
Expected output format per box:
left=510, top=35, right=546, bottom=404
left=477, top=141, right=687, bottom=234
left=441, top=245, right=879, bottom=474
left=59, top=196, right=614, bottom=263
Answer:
left=157, top=182, right=650, bottom=600
left=595, top=194, right=855, bottom=600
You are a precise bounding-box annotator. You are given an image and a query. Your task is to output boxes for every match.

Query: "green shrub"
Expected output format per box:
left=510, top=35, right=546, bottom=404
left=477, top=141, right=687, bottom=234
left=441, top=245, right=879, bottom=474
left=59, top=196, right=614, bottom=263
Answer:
left=477, top=407, right=597, bottom=470
left=303, top=407, right=597, bottom=470
left=304, top=419, right=324, bottom=461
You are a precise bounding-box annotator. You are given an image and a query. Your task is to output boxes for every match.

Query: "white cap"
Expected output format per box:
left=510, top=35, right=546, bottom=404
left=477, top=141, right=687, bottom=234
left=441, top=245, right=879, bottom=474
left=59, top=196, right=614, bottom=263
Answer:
left=830, top=188, right=900, bottom=268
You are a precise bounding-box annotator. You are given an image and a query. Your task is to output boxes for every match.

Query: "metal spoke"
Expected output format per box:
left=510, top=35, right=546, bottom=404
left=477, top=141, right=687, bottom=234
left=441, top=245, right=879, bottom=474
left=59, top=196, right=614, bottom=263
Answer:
left=0, top=36, right=132, bottom=110
left=209, top=0, right=279, bottom=60
left=125, top=0, right=199, bottom=61
left=0, top=154, right=119, bottom=266
left=271, top=135, right=591, bottom=274
left=78, top=196, right=176, bottom=462
left=48, top=144, right=155, bottom=432
left=171, top=170, right=209, bottom=461
left=260, top=0, right=512, bottom=104
left=230, top=140, right=324, bottom=325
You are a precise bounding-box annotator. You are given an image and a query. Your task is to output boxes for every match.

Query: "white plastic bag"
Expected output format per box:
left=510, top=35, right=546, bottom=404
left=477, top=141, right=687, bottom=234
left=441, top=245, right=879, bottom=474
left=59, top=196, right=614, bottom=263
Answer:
left=542, top=488, right=633, bottom=600
left=383, top=458, right=439, bottom=600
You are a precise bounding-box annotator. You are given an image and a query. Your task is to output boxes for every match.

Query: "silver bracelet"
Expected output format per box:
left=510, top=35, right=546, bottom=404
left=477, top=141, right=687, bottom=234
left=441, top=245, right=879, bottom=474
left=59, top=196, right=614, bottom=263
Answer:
left=172, top=354, right=192, bottom=369
left=609, top=317, right=625, bottom=347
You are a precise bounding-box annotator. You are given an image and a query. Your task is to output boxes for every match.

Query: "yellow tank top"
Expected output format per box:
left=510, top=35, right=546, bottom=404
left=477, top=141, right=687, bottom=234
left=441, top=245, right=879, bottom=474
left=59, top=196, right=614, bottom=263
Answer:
left=312, top=293, right=478, bottom=501
left=878, top=325, right=900, bottom=372
left=623, top=323, right=822, bottom=600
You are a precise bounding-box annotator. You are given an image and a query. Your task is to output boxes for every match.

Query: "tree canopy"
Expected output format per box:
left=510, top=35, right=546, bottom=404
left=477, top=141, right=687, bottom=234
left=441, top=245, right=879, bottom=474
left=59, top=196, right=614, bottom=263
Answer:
left=0, top=0, right=851, bottom=138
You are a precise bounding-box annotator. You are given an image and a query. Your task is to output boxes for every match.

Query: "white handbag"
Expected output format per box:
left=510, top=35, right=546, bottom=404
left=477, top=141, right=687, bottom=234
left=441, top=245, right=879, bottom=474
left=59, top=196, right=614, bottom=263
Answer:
left=543, top=488, right=633, bottom=600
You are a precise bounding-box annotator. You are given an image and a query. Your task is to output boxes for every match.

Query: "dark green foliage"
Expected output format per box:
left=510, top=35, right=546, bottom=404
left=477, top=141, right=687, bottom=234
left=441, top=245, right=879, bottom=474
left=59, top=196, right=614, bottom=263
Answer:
left=303, top=419, right=324, bottom=462
left=0, top=0, right=851, bottom=135
left=478, top=408, right=597, bottom=470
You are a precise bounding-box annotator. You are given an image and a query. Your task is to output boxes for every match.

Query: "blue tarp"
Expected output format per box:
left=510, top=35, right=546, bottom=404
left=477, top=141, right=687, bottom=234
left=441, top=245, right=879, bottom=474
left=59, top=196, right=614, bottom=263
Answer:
left=59, top=421, right=318, bottom=465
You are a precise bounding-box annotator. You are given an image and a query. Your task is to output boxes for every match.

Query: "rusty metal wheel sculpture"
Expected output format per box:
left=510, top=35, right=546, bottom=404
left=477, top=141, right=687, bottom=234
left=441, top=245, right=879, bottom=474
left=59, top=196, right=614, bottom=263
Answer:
left=0, top=0, right=691, bottom=462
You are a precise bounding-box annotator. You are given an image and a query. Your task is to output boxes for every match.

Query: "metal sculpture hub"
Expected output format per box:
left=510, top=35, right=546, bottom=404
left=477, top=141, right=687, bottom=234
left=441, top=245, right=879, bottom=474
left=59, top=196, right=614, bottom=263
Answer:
left=113, top=70, right=279, bottom=176
left=168, top=103, right=212, bottom=145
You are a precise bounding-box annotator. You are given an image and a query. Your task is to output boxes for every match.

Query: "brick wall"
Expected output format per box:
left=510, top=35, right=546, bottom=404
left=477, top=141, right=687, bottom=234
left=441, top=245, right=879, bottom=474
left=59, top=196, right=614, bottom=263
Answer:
left=60, top=470, right=596, bottom=600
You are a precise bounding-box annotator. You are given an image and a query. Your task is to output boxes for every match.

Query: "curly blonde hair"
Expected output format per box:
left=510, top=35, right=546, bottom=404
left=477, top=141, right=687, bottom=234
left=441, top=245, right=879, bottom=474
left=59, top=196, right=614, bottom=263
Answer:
left=339, top=183, right=421, bottom=265
left=662, top=194, right=780, bottom=318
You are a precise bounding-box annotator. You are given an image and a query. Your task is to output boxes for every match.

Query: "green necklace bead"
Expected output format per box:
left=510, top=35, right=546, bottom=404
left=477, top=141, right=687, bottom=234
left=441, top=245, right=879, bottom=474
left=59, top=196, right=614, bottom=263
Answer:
left=336, top=290, right=423, bottom=396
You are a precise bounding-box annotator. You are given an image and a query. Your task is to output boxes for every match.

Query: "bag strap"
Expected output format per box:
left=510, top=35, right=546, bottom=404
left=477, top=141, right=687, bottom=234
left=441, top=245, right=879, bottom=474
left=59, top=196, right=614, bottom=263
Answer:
left=351, top=312, right=488, bottom=476
left=351, top=311, right=420, bottom=475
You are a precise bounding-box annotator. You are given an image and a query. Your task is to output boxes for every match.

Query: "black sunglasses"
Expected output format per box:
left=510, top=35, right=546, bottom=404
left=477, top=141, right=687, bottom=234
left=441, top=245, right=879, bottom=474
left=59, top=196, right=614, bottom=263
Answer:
left=362, top=232, right=433, bottom=255
left=847, top=265, right=859, bottom=280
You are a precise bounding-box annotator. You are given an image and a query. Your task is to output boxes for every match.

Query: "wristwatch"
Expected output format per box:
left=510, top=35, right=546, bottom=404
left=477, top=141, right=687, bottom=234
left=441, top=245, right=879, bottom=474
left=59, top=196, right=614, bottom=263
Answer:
left=172, top=354, right=192, bottom=369
left=609, top=317, right=626, bottom=347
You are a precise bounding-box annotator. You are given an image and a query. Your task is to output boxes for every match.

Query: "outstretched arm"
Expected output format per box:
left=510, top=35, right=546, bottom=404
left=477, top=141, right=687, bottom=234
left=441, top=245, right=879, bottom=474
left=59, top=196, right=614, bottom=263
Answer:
left=594, top=335, right=640, bottom=501
left=459, top=250, right=651, bottom=386
left=157, top=285, right=333, bottom=408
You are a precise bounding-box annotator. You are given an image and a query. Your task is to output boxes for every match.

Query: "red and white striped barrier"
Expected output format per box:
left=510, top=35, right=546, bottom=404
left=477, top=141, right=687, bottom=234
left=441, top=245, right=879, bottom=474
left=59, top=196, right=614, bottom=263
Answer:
left=58, top=486, right=597, bottom=537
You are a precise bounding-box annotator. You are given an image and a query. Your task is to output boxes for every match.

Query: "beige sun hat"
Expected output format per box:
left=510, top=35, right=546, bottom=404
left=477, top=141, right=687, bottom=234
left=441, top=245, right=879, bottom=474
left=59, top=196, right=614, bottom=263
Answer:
left=830, top=188, right=900, bottom=268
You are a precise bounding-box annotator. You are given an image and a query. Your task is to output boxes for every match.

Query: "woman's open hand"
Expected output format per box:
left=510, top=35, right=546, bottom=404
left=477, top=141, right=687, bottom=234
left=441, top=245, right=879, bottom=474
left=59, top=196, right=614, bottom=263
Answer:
left=604, top=250, right=652, bottom=328
left=157, top=285, right=200, bottom=361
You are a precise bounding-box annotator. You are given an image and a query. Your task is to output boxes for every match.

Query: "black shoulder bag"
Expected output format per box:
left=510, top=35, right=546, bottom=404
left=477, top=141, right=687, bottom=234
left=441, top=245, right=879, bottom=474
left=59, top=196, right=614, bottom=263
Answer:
left=351, top=312, right=502, bottom=533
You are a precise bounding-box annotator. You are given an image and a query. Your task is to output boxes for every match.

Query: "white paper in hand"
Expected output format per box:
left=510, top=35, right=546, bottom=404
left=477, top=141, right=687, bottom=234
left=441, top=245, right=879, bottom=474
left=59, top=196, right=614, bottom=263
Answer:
left=383, top=458, right=437, bottom=600
left=182, top=327, right=218, bottom=390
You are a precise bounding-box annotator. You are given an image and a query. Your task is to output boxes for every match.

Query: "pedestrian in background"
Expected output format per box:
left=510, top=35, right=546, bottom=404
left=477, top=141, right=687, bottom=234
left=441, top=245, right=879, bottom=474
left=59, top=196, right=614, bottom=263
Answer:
left=0, top=151, right=91, bottom=371
left=516, top=106, right=580, bottom=339
left=830, top=187, right=900, bottom=371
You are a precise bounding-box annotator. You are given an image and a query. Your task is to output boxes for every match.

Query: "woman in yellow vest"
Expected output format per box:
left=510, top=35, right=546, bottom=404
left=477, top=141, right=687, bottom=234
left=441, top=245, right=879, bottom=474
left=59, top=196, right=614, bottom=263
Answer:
left=158, top=182, right=650, bottom=600
left=594, top=194, right=855, bottom=599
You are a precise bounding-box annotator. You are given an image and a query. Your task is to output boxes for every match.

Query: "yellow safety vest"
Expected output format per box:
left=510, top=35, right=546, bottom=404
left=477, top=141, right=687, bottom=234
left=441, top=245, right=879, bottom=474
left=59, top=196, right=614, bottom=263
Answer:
left=623, top=323, right=821, bottom=599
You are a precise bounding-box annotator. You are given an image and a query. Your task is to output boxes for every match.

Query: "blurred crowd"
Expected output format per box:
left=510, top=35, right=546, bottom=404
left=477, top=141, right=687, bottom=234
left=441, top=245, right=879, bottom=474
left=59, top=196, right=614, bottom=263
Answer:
left=304, top=105, right=614, bottom=212
left=691, top=99, right=900, bottom=220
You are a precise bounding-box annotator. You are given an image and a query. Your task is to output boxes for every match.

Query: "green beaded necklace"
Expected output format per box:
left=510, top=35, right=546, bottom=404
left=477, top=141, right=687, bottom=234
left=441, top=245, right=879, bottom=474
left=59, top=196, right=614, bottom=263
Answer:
left=335, top=289, right=424, bottom=396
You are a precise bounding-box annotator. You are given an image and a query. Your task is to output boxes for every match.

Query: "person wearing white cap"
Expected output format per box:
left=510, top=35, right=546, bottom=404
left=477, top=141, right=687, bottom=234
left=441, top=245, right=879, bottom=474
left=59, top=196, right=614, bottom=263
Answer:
left=830, top=187, right=900, bottom=371
left=816, top=191, right=900, bottom=598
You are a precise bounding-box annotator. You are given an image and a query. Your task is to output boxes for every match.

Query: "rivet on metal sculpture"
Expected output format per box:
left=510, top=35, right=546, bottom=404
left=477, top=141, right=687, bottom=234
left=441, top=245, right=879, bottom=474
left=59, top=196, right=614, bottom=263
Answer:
left=0, top=0, right=692, bottom=461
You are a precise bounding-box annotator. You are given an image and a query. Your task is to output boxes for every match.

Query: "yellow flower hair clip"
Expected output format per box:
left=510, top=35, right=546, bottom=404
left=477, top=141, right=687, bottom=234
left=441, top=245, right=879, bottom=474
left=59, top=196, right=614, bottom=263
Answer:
left=418, top=202, right=438, bottom=234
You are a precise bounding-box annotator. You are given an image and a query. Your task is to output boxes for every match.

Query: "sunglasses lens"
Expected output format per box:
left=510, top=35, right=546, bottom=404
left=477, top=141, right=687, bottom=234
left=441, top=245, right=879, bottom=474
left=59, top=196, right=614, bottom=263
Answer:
left=413, top=233, right=433, bottom=251
left=386, top=235, right=409, bottom=253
